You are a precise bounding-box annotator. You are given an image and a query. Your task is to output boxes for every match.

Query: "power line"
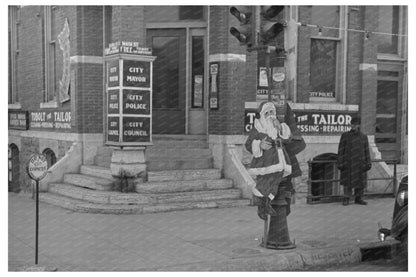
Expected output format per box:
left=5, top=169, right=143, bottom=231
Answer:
left=296, top=21, right=408, bottom=38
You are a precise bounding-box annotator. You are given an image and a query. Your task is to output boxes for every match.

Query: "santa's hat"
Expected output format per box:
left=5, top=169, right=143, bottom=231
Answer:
left=258, top=101, right=276, bottom=118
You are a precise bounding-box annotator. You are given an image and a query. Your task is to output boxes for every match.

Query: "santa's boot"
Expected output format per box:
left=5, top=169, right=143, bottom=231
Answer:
left=265, top=197, right=277, bottom=216
left=253, top=196, right=267, bottom=220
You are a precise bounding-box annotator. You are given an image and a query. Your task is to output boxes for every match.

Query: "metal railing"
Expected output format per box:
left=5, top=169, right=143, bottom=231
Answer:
left=307, top=159, right=399, bottom=204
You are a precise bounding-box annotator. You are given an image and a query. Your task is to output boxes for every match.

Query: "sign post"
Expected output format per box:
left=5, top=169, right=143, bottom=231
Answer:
left=104, top=41, right=156, bottom=182
left=27, top=154, right=48, bottom=265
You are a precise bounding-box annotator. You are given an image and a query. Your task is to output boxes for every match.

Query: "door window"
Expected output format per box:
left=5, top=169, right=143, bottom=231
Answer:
left=152, top=36, right=180, bottom=109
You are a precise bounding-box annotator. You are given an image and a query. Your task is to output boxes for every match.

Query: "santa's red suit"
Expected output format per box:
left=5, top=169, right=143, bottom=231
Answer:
left=245, top=102, right=305, bottom=218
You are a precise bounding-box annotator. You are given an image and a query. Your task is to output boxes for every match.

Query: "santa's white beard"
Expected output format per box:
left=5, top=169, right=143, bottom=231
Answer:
left=260, top=117, right=279, bottom=140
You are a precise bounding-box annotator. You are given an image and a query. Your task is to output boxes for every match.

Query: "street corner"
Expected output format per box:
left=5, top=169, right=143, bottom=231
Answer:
left=358, top=238, right=402, bottom=261
left=297, top=245, right=362, bottom=268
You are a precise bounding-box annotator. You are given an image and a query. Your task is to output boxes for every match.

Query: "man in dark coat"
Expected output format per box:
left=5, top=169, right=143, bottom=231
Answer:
left=337, top=117, right=372, bottom=205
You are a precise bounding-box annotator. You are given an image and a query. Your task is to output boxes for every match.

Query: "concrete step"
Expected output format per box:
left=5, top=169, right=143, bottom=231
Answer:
left=146, top=148, right=212, bottom=160
left=48, top=183, right=151, bottom=204
left=80, top=165, right=113, bottom=180
left=39, top=192, right=250, bottom=214
left=149, top=188, right=241, bottom=204
left=135, top=179, right=233, bottom=193
left=64, top=174, right=114, bottom=191
left=94, top=157, right=112, bottom=168
left=96, top=146, right=113, bottom=157
left=147, top=169, right=221, bottom=182
left=150, top=140, right=208, bottom=149
left=147, top=158, right=212, bottom=171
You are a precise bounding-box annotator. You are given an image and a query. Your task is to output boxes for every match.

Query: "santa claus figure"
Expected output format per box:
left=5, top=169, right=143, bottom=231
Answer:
left=245, top=101, right=305, bottom=249
left=245, top=101, right=293, bottom=217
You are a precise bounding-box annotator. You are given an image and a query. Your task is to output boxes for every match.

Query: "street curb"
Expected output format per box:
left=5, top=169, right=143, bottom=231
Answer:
left=358, top=239, right=401, bottom=261
left=143, top=241, right=400, bottom=271
left=142, top=245, right=362, bottom=271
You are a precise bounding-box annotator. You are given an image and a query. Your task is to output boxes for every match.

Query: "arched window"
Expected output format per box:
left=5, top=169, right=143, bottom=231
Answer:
left=8, top=144, right=20, bottom=192
left=42, top=148, right=57, bottom=168
left=309, top=153, right=340, bottom=203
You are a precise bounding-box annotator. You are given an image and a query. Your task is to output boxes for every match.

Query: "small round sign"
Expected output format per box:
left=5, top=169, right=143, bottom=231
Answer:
left=28, top=154, right=48, bottom=181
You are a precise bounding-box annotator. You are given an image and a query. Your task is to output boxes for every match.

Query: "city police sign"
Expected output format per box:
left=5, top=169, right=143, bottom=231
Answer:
left=27, top=154, right=48, bottom=181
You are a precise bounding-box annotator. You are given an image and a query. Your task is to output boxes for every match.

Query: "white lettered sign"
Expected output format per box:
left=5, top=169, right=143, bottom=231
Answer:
left=28, top=154, right=48, bottom=181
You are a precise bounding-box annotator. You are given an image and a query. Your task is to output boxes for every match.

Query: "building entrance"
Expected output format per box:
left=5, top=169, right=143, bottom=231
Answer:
left=147, top=29, right=186, bottom=134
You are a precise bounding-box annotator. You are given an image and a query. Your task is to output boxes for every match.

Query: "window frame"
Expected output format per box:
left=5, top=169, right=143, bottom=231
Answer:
left=41, top=6, right=58, bottom=108
left=306, top=6, right=348, bottom=104
left=8, top=6, right=20, bottom=107
left=376, top=6, right=407, bottom=60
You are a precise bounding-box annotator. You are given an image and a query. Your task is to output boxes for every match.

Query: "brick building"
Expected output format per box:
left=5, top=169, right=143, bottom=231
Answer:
left=8, top=6, right=407, bottom=208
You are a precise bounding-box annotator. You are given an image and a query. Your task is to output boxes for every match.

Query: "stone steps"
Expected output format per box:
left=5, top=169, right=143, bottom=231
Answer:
left=39, top=192, right=250, bottom=215
left=146, top=148, right=212, bottom=160
left=150, top=139, right=208, bottom=149
left=147, top=169, right=221, bottom=182
left=80, top=165, right=113, bottom=180
left=48, top=183, right=240, bottom=205
left=135, top=179, right=233, bottom=193
left=146, top=158, right=213, bottom=171
left=64, top=174, right=113, bottom=191
left=40, top=135, right=247, bottom=215
left=48, top=183, right=150, bottom=205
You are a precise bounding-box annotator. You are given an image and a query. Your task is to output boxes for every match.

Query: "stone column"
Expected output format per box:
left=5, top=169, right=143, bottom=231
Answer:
left=110, top=147, right=146, bottom=181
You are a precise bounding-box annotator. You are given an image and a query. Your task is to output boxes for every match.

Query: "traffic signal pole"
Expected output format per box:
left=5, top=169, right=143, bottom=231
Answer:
left=231, top=6, right=295, bottom=250
left=248, top=45, right=276, bottom=101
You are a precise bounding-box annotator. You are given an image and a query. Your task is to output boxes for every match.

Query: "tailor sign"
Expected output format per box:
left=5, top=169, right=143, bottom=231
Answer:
left=27, top=154, right=48, bottom=181
left=293, top=110, right=357, bottom=134
left=244, top=104, right=358, bottom=135
left=30, top=111, right=72, bottom=130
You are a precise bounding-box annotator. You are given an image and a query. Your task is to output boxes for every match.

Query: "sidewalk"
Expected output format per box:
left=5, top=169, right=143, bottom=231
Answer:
left=8, top=192, right=399, bottom=271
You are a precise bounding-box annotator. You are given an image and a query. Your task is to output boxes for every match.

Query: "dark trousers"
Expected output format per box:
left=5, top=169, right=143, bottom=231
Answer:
left=344, top=186, right=364, bottom=200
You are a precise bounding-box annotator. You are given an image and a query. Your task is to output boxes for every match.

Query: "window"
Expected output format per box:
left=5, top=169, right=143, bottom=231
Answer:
left=145, top=6, right=204, bottom=22
left=8, top=6, right=19, bottom=104
left=310, top=39, right=337, bottom=98
left=42, top=148, right=57, bottom=168
left=104, top=6, right=112, bottom=48
left=377, top=6, right=400, bottom=54
left=179, top=6, right=204, bottom=20
left=305, top=6, right=344, bottom=102
left=152, top=36, right=180, bottom=108
left=43, top=6, right=57, bottom=104
left=191, top=36, right=205, bottom=108
left=310, top=6, right=340, bottom=38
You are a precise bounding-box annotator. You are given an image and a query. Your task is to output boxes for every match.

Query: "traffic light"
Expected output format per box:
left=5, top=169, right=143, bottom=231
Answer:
left=229, top=6, right=256, bottom=48
left=260, top=6, right=286, bottom=45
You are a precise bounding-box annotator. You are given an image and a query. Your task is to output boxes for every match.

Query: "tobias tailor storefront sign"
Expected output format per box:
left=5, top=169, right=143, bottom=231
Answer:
left=244, top=102, right=358, bottom=135
left=292, top=110, right=357, bottom=134
left=105, top=42, right=156, bottom=146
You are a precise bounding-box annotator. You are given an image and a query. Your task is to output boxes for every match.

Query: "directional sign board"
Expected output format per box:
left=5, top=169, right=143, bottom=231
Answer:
left=27, top=154, right=48, bottom=181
